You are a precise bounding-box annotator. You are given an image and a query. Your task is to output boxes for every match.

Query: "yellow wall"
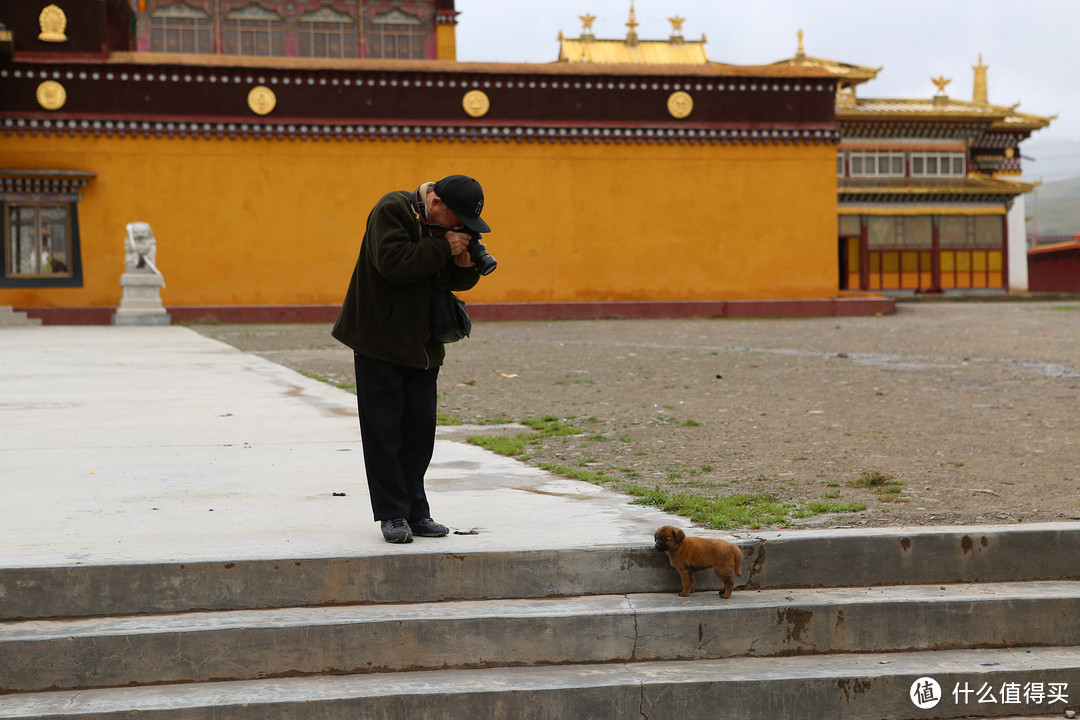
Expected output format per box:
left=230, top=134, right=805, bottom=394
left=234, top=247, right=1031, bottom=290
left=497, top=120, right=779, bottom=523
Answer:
left=0, top=134, right=838, bottom=309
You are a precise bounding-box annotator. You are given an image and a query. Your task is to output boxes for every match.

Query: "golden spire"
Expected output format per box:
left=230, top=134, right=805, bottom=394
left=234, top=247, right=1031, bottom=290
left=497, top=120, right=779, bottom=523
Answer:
left=626, top=0, right=639, bottom=45
left=795, top=28, right=805, bottom=60
left=972, top=53, right=989, bottom=106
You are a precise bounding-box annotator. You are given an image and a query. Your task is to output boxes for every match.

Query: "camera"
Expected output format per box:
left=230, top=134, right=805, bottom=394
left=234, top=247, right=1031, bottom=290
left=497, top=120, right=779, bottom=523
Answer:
left=466, top=232, right=497, bottom=276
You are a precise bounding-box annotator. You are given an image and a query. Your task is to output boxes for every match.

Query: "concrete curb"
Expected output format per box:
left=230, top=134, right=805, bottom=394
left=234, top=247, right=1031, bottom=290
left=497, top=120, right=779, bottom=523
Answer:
left=4, top=523, right=1078, bottom=620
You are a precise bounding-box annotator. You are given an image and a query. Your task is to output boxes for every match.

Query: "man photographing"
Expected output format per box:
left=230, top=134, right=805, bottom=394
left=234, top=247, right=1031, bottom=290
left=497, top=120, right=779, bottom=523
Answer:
left=332, top=175, right=491, bottom=543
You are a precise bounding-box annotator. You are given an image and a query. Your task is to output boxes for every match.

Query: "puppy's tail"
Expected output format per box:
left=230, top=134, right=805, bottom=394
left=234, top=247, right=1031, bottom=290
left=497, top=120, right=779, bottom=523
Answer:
left=735, top=546, right=743, bottom=577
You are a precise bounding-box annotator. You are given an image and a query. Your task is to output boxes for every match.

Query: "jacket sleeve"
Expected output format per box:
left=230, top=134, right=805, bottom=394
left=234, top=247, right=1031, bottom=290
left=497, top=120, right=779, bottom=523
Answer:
left=367, top=198, right=451, bottom=285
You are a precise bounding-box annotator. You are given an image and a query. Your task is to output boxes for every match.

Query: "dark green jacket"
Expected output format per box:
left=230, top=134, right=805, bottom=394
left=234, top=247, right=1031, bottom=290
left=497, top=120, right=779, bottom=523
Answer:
left=332, top=189, right=480, bottom=369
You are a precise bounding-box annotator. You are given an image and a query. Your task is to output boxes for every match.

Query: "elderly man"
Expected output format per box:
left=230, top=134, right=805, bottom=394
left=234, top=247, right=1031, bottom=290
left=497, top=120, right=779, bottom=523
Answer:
left=332, top=175, right=490, bottom=543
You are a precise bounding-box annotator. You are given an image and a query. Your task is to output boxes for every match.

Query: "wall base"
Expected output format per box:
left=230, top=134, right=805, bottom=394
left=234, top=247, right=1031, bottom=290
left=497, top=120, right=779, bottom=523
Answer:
left=19, top=298, right=896, bottom=326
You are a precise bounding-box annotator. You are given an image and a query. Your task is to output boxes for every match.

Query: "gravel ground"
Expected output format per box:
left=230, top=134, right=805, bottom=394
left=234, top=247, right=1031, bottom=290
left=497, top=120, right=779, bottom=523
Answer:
left=194, top=300, right=1080, bottom=529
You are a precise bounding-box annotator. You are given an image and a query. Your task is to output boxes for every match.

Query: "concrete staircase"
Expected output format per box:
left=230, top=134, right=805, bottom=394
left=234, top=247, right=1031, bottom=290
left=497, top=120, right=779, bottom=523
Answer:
left=0, top=306, right=41, bottom=327
left=2, top=524, right=1079, bottom=719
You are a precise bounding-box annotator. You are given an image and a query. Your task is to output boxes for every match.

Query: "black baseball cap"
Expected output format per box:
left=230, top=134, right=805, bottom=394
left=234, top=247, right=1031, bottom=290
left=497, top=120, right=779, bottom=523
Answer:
left=433, top=175, right=490, bottom=234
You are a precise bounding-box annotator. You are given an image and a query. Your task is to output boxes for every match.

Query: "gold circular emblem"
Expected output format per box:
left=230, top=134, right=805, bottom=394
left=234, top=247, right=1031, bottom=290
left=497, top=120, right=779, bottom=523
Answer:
left=667, top=91, right=693, bottom=119
left=462, top=90, right=490, bottom=118
left=247, top=85, right=276, bottom=116
left=36, top=80, right=67, bottom=111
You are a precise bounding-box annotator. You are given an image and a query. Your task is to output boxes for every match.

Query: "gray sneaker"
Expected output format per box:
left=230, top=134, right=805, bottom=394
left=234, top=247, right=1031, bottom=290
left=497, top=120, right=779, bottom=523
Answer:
left=411, top=517, right=449, bottom=537
left=381, top=518, right=413, bottom=543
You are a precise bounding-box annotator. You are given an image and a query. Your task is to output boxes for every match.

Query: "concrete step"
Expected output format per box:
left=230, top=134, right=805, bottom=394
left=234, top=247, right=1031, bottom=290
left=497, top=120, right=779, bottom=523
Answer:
left=5, top=523, right=1079, bottom=620
left=4, top=582, right=1079, bottom=693
left=2, top=646, right=1077, bottom=719
left=0, top=307, right=41, bottom=327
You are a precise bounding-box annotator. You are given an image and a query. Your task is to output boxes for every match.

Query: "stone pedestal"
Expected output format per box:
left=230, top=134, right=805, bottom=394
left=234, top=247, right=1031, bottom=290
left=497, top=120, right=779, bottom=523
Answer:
left=113, top=272, right=171, bottom=326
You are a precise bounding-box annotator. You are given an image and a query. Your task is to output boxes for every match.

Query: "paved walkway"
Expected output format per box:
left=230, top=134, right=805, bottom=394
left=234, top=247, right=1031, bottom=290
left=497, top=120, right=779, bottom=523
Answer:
left=0, top=326, right=690, bottom=569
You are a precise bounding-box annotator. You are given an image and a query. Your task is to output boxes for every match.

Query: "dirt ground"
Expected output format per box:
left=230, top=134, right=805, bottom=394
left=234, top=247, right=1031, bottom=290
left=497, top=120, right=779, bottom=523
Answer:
left=194, top=301, right=1080, bottom=529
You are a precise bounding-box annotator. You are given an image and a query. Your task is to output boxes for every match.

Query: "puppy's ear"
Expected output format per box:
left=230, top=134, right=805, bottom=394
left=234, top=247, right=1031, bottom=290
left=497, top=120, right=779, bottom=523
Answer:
left=673, top=528, right=685, bottom=543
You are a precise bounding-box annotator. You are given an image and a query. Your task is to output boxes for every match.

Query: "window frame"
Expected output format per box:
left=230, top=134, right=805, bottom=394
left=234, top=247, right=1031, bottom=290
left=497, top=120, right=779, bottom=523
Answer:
left=847, top=150, right=906, bottom=178
left=910, top=151, right=966, bottom=177
left=223, top=5, right=285, bottom=57
left=298, top=8, right=357, bottom=59
left=1, top=200, right=83, bottom=288
left=368, top=9, right=426, bottom=60
left=148, top=2, right=213, bottom=54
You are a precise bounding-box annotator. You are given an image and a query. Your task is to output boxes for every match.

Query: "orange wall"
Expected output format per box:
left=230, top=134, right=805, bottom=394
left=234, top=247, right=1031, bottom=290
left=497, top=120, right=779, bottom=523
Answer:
left=0, top=133, right=838, bottom=309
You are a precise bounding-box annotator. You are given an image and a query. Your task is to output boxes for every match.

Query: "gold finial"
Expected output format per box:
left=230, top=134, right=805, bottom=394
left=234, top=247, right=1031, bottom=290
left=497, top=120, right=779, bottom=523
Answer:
left=796, top=28, right=805, bottom=59
left=626, top=0, right=639, bottom=45
left=38, top=4, right=68, bottom=42
left=669, top=15, right=685, bottom=43
left=931, top=75, right=951, bottom=94
left=972, top=53, right=989, bottom=106
left=579, top=13, right=596, bottom=31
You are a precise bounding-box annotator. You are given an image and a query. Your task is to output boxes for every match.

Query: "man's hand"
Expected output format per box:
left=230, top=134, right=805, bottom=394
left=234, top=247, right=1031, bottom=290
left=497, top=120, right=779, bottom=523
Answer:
left=446, top=230, right=474, bottom=267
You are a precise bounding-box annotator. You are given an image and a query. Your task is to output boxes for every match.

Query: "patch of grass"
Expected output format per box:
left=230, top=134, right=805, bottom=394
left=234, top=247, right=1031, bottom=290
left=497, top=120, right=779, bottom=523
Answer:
left=536, top=463, right=619, bottom=486
left=806, top=500, right=867, bottom=513
left=822, top=490, right=841, bottom=499
left=850, top=470, right=905, bottom=500
left=851, top=470, right=897, bottom=488
left=467, top=433, right=531, bottom=458
left=680, top=419, right=702, bottom=427
left=628, top=488, right=795, bottom=529
left=437, top=410, right=462, bottom=426
left=467, top=417, right=585, bottom=459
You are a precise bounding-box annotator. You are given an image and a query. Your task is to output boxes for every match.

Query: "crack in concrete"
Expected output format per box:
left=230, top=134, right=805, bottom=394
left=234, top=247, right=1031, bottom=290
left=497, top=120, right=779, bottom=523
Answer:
left=742, top=537, right=767, bottom=589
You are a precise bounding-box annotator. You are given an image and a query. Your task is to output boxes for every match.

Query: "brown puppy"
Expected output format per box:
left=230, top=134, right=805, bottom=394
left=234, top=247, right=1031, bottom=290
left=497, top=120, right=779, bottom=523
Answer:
left=654, top=525, right=742, bottom=598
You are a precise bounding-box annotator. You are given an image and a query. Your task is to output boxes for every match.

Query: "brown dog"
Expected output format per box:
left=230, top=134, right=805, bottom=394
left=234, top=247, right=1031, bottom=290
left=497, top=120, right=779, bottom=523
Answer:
left=654, top=525, right=742, bottom=598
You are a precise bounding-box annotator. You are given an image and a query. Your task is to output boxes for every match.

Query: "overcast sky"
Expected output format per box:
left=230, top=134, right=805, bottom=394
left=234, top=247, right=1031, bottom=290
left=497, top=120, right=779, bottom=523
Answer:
left=455, top=0, right=1080, bottom=182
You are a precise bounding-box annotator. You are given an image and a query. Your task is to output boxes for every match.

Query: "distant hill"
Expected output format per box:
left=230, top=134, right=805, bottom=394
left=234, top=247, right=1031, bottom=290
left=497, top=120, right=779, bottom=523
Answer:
left=1026, top=176, right=1080, bottom=237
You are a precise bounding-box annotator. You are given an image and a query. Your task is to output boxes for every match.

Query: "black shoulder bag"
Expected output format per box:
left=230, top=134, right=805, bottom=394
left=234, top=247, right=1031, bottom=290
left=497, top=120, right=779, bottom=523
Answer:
left=430, top=286, right=472, bottom=343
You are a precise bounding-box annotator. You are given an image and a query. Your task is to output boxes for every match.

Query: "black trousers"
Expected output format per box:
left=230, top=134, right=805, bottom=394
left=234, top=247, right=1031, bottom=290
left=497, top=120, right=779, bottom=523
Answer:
left=353, top=353, right=439, bottom=522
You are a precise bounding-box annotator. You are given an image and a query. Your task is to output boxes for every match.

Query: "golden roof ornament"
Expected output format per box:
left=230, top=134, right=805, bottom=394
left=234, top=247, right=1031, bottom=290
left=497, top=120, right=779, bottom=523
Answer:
left=669, top=16, right=685, bottom=43
left=795, top=28, right=805, bottom=60
left=931, top=75, right=951, bottom=107
left=972, top=53, right=989, bottom=107
left=579, top=13, right=596, bottom=41
left=38, top=4, right=68, bottom=42
left=625, top=1, right=639, bottom=45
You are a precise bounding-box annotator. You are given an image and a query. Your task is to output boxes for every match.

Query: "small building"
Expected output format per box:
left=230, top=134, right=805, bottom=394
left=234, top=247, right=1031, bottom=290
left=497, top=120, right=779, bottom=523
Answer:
left=772, top=33, right=1053, bottom=294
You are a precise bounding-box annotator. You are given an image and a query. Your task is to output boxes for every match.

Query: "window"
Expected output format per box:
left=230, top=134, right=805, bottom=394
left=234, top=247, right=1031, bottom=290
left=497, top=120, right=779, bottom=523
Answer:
left=2, top=203, right=83, bottom=287
left=368, top=10, right=425, bottom=60
left=223, top=5, right=284, bottom=57
left=149, top=2, right=212, bottom=54
left=848, top=150, right=905, bottom=177
left=911, top=151, right=966, bottom=177
left=1, top=171, right=91, bottom=288
left=299, top=8, right=357, bottom=58
left=836, top=151, right=845, bottom=177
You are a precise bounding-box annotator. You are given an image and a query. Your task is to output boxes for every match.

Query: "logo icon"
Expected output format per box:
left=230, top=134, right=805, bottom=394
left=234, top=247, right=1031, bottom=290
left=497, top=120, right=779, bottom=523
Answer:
left=910, top=677, right=942, bottom=709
